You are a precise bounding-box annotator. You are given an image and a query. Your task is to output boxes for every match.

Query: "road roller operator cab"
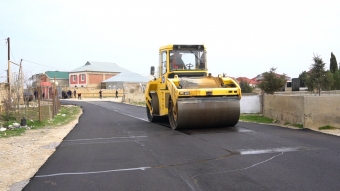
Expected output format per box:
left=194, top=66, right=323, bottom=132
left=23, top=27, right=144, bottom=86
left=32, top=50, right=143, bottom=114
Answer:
left=145, top=44, right=242, bottom=130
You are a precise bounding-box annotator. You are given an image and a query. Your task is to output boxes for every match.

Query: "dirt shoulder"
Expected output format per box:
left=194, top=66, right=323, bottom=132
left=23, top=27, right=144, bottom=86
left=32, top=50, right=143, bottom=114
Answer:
left=0, top=108, right=82, bottom=191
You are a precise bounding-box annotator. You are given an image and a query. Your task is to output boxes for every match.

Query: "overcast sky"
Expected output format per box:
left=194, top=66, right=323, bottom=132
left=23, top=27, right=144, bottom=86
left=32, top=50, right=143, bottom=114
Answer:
left=1, top=0, right=339, bottom=82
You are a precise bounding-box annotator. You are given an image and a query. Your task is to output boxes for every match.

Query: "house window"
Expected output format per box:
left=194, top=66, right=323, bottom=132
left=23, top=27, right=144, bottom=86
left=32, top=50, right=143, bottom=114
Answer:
left=73, top=75, right=76, bottom=82
left=81, top=74, right=85, bottom=81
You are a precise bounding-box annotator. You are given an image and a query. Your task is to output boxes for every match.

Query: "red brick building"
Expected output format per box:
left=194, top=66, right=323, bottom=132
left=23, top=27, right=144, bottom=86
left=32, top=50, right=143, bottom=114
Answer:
left=69, top=61, right=130, bottom=88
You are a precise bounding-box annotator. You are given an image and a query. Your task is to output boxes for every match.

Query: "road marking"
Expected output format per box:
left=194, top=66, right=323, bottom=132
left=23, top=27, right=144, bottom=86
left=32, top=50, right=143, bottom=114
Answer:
left=192, top=152, right=284, bottom=181
left=191, top=147, right=320, bottom=180
left=61, top=140, right=145, bottom=146
left=60, top=136, right=148, bottom=146
left=35, top=167, right=151, bottom=178
left=63, top=136, right=147, bottom=142
left=238, top=147, right=310, bottom=155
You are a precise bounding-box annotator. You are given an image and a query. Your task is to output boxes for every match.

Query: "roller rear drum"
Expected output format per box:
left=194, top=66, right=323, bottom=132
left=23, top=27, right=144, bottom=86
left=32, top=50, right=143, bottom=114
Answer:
left=168, top=97, right=240, bottom=130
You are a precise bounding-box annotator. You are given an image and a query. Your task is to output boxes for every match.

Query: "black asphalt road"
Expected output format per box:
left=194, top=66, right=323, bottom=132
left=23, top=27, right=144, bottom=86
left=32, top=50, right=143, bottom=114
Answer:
left=23, top=101, right=340, bottom=191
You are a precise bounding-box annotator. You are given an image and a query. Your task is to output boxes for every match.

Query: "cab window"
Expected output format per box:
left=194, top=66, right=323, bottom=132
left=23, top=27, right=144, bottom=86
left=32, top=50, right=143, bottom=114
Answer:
left=161, top=51, right=167, bottom=74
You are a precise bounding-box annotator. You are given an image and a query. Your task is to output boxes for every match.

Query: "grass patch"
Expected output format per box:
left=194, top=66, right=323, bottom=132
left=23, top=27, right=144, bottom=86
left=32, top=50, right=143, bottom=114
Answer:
left=0, top=105, right=81, bottom=139
left=240, top=114, right=273, bottom=124
left=318, top=125, right=337, bottom=130
left=130, top=101, right=146, bottom=106
left=51, top=106, right=81, bottom=127
left=0, top=128, right=26, bottom=137
left=292, top=124, right=303, bottom=129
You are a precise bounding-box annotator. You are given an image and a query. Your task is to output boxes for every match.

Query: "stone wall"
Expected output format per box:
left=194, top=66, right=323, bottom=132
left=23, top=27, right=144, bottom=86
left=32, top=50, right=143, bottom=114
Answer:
left=264, top=94, right=340, bottom=129
left=0, top=83, right=8, bottom=101
left=0, top=83, right=8, bottom=112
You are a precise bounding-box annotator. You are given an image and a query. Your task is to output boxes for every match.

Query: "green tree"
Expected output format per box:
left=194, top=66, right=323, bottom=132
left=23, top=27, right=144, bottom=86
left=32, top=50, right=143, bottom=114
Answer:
left=299, top=71, right=314, bottom=91
left=320, top=71, right=334, bottom=91
left=258, top=67, right=287, bottom=94
left=308, top=54, right=334, bottom=95
left=239, top=79, right=254, bottom=93
left=330, top=52, right=338, bottom=73
left=329, top=53, right=340, bottom=90
left=331, top=70, right=340, bottom=90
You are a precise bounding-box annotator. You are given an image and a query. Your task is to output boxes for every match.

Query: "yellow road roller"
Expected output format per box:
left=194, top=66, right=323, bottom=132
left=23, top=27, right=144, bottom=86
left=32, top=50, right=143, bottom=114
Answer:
left=145, top=44, right=241, bottom=130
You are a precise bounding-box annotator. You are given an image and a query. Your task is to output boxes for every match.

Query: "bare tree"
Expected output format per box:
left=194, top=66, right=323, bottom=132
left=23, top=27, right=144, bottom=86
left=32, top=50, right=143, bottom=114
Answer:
left=22, top=72, right=35, bottom=117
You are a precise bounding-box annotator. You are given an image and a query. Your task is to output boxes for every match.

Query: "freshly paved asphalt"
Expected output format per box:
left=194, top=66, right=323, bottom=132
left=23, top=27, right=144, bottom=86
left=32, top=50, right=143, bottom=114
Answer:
left=23, top=100, right=340, bottom=191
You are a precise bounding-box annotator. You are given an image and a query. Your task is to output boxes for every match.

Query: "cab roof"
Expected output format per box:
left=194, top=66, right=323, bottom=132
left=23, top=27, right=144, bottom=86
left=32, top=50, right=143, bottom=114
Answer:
left=159, top=44, right=205, bottom=51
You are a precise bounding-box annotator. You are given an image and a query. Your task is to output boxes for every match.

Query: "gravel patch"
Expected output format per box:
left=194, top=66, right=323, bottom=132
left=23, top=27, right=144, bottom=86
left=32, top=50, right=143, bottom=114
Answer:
left=0, top=109, right=82, bottom=191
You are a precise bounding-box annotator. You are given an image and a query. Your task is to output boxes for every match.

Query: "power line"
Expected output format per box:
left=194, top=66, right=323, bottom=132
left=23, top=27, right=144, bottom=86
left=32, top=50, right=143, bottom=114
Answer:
left=0, top=31, right=6, bottom=38
left=23, top=59, right=67, bottom=71
left=10, top=49, right=17, bottom=63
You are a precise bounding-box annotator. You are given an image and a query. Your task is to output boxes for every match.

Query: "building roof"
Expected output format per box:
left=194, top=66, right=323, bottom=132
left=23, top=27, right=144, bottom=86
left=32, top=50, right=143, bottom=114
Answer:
left=236, top=77, right=258, bottom=85
left=102, top=71, right=150, bottom=83
left=70, top=61, right=130, bottom=73
left=45, top=71, right=69, bottom=79
left=254, top=73, right=291, bottom=81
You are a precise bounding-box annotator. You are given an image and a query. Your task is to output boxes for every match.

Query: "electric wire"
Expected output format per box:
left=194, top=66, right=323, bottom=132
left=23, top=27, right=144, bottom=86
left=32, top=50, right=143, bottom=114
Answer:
left=10, top=49, right=17, bottom=63
left=0, top=30, right=6, bottom=38
left=23, top=59, right=68, bottom=71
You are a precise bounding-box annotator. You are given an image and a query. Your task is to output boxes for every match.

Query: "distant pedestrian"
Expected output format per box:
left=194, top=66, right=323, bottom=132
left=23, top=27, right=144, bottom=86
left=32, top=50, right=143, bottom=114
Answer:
left=20, top=117, right=27, bottom=127
left=115, top=90, right=118, bottom=98
left=78, top=92, right=82, bottom=100
left=34, top=90, right=38, bottom=100
left=42, top=92, right=45, bottom=100
left=99, top=90, right=103, bottom=99
left=67, top=90, right=72, bottom=98
left=73, top=90, right=76, bottom=98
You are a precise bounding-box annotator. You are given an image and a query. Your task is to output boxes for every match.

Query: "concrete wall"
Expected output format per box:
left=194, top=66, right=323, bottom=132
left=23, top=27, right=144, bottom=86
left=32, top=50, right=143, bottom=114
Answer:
left=264, top=94, right=340, bottom=129
left=240, top=94, right=261, bottom=113
left=276, top=90, right=340, bottom=95
left=264, top=95, right=304, bottom=125
left=304, top=96, right=340, bottom=129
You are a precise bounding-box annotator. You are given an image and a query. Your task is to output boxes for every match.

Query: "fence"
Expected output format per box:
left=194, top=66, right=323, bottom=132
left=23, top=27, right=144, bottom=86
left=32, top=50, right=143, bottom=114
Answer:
left=0, top=86, right=60, bottom=126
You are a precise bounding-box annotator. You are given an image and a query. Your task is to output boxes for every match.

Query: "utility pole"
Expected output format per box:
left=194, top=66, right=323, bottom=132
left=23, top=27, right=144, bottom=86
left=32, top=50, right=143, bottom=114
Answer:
left=7, top=38, right=10, bottom=85
left=38, top=86, right=41, bottom=122
left=53, top=75, right=56, bottom=117
left=19, top=59, right=23, bottom=90
left=7, top=37, right=11, bottom=102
